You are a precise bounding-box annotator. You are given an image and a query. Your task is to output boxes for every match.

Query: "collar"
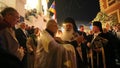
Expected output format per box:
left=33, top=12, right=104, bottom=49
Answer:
left=94, top=32, right=101, bottom=36
left=46, top=29, right=54, bottom=37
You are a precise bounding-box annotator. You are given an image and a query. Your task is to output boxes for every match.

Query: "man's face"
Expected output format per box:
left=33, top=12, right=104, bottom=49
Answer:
left=79, top=26, right=84, bottom=32
left=63, top=23, right=73, bottom=31
left=20, top=23, right=26, bottom=29
left=49, top=21, right=58, bottom=34
left=92, top=26, right=100, bottom=33
left=6, top=12, right=20, bottom=27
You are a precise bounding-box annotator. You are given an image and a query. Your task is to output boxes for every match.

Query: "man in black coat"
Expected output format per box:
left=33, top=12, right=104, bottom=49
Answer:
left=87, top=21, right=116, bottom=68
left=15, top=23, right=28, bottom=68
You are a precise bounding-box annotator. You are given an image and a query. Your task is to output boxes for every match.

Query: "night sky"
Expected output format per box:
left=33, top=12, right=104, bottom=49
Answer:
left=48, top=0, right=100, bottom=26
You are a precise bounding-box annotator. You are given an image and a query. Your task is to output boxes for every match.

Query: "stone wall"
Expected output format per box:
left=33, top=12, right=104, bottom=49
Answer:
left=0, top=0, right=26, bottom=17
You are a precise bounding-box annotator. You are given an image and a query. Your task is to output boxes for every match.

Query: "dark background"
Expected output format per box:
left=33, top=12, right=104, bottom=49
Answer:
left=48, top=0, right=100, bottom=26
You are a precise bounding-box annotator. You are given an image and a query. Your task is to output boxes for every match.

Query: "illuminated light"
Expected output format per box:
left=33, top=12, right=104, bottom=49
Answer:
left=42, top=0, right=48, bottom=16
left=90, top=24, right=93, bottom=30
left=25, top=0, right=38, bottom=10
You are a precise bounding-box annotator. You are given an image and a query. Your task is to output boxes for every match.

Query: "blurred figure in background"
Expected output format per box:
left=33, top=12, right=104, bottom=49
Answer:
left=78, top=25, right=87, bottom=39
left=15, top=23, right=28, bottom=68
left=115, top=23, right=120, bottom=66
left=26, top=27, right=41, bottom=68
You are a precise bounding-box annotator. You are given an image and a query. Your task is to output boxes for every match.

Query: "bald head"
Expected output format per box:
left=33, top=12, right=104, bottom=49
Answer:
left=46, top=19, right=56, bottom=28
left=46, top=19, right=58, bottom=34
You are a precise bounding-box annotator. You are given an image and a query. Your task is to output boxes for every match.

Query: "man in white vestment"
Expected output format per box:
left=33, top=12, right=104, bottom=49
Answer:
left=34, top=19, right=77, bottom=68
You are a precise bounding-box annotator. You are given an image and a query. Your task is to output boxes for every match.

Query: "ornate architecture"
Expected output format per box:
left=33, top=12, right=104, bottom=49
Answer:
left=99, top=0, right=120, bottom=24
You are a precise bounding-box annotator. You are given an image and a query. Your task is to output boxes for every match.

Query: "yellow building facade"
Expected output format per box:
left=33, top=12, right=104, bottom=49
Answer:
left=99, top=0, right=120, bottom=23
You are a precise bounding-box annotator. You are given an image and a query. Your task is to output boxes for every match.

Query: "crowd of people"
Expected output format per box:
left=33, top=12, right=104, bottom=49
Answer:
left=0, top=7, right=120, bottom=68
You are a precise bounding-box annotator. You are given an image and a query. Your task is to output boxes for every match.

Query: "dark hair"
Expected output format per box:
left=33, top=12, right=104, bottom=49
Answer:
left=64, top=17, right=78, bottom=32
left=1, top=7, right=17, bottom=17
left=19, top=16, right=24, bottom=23
left=79, top=25, right=84, bottom=28
left=93, top=21, right=103, bottom=32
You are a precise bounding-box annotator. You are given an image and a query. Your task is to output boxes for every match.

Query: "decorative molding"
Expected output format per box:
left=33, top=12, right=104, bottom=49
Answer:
left=108, top=0, right=116, bottom=6
left=105, top=2, right=120, bottom=13
left=99, top=0, right=120, bottom=23
left=108, top=9, right=120, bottom=23
left=99, top=0, right=104, bottom=11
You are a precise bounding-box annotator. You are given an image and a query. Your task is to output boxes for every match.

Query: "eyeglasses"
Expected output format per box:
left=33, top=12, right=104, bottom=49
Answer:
left=14, top=15, right=20, bottom=19
left=9, top=13, right=20, bottom=19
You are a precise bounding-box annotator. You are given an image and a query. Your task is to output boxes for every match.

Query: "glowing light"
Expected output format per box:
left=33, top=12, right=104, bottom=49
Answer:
left=42, top=0, right=48, bottom=15
left=25, top=0, right=38, bottom=10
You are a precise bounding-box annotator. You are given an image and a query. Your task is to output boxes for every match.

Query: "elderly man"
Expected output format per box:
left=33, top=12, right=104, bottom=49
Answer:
left=61, top=17, right=78, bottom=42
left=34, top=19, right=77, bottom=68
left=0, top=7, right=24, bottom=67
left=60, top=17, right=88, bottom=68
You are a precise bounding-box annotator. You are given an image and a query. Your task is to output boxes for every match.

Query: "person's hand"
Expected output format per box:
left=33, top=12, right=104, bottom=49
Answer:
left=54, top=37, right=64, bottom=43
left=75, top=35, right=84, bottom=44
left=87, top=42, right=91, bottom=48
left=17, top=46, right=25, bottom=60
